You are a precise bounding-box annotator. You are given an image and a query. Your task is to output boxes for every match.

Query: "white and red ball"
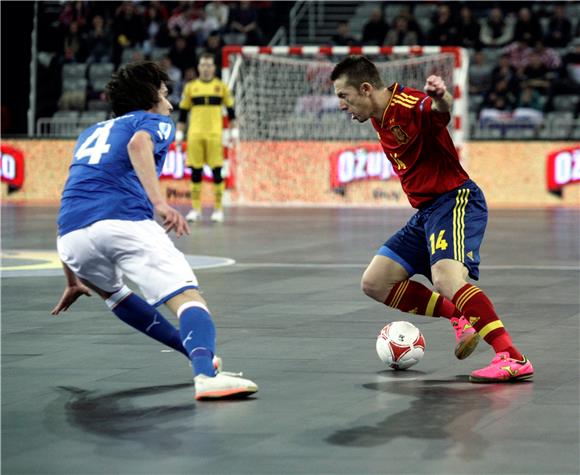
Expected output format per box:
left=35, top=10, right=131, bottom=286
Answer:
left=376, top=321, right=426, bottom=370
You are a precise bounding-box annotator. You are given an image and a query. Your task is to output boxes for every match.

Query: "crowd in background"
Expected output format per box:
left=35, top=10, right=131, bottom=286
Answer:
left=39, top=1, right=580, bottom=128
left=338, top=3, right=579, bottom=123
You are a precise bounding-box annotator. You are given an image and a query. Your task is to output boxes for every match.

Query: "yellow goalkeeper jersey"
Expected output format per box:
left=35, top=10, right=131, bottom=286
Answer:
left=179, top=77, right=234, bottom=136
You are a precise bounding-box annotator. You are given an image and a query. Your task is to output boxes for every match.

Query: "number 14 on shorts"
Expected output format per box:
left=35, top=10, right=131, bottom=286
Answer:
left=429, top=230, right=448, bottom=255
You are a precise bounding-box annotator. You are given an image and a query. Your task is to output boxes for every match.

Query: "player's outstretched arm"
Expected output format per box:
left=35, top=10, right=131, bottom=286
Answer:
left=127, top=131, right=190, bottom=237
left=51, top=262, right=92, bottom=315
left=424, top=75, right=453, bottom=113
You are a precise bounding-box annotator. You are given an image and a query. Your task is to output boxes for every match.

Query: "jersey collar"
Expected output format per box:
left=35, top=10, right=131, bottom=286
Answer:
left=380, top=82, right=399, bottom=129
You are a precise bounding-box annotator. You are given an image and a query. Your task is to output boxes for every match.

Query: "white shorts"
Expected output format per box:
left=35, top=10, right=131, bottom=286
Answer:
left=57, top=219, right=198, bottom=306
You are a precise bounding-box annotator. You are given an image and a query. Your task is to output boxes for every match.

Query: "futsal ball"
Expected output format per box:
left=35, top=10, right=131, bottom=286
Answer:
left=376, top=321, right=426, bottom=370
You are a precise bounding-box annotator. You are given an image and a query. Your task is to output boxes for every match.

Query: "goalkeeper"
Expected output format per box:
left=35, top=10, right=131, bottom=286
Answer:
left=175, top=53, right=238, bottom=223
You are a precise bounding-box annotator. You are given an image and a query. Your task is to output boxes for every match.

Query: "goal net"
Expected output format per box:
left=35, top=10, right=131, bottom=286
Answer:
left=223, top=46, right=468, bottom=146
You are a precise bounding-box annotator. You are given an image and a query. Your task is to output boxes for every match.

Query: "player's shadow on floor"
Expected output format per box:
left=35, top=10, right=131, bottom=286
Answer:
left=52, top=384, right=195, bottom=449
left=326, top=377, right=533, bottom=462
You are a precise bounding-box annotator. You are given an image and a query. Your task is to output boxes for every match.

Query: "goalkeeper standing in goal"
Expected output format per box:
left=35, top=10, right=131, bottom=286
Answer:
left=175, top=52, right=238, bottom=223
left=331, top=56, right=533, bottom=383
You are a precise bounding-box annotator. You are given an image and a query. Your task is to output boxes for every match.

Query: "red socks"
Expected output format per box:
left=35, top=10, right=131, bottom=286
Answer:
left=452, top=283, right=523, bottom=360
left=385, top=280, right=462, bottom=320
left=384, top=280, right=524, bottom=360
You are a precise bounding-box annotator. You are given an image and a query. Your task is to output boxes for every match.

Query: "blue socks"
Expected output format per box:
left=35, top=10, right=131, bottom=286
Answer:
left=177, top=302, right=216, bottom=377
left=106, top=287, right=188, bottom=358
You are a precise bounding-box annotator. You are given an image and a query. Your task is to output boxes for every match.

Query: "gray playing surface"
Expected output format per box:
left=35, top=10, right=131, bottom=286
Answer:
left=2, top=205, right=579, bottom=475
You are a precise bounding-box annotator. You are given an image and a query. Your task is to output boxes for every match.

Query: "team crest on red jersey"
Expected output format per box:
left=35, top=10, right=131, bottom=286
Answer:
left=390, top=125, right=409, bottom=144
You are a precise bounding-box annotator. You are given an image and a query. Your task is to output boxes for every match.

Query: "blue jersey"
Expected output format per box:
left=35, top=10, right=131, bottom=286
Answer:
left=58, top=111, right=175, bottom=236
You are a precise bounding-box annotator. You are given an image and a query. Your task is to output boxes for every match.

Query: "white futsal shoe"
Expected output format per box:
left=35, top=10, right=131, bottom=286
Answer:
left=194, top=372, right=258, bottom=400
left=185, top=209, right=201, bottom=222
left=210, top=209, right=224, bottom=223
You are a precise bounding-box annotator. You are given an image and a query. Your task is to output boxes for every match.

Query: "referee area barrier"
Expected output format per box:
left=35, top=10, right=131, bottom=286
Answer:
left=1, top=140, right=578, bottom=208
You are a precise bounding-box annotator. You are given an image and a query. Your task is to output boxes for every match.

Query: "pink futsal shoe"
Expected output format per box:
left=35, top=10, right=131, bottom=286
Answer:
left=451, top=316, right=481, bottom=359
left=470, top=352, right=534, bottom=383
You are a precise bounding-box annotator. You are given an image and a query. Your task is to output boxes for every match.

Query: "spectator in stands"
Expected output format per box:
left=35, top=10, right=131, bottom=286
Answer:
left=384, top=16, right=418, bottom=47
left=482, top=78, right=518, bottom=112
left=361, top=8, right=388, bottom=46
left=229, top=0, right=264, bottom=45
left=205, top=1, right=229, bottom=34
left=86, top=15, right=112, bottom=64
left=191, top=8, right=220, bottom=46
left=513, top=7, right=543, bottom=45
left=396, top=5, right=424, bottom=45
left=428, top=4, right=458, bottom=46
left=167, top=4, right=190, bottom=38
left=183, top=66, right=197, bottom=84
left=331, top=21, right=358, bottom=46
left=469, top=51, right=492, bottom=95
left=517, top=86, right=544, bottom=111
left=545, top=4, right=573, bottom=48
left=491, top=54, right=520, bottom=91
left=201, top=30, right=224, bottom=78
left=456, top=6, right=481, bottom=49
left=521, top=53, right=554, bottom=94
left=546, top=41, right=580, bottom=116
left=159, top=55, right=182, bottom=108
left=480, top=7, right=514, bottom=48
left=144, top=2, right=171, bottom=55
left=503, top=40, right=532, bottom=71
left=513, top=86, right=544, bottom=125
left=169, top=36, right=197, bottom=75
left=63, top=21, right=88, bottom=64
left=59, top=1, right=89, bottom=31
left=480, top=78, right=517, bottom=126
left=530, top=40, right=562, bottom=71
left=112, top=2, right=146, bottom=67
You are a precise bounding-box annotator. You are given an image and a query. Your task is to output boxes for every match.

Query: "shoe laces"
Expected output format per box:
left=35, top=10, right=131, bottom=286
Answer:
left=219, top=371, right=244, bottom=377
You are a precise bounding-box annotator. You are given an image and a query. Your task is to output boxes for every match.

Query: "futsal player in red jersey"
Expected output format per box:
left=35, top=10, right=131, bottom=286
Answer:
left=331, top=56, right=533, bottom=382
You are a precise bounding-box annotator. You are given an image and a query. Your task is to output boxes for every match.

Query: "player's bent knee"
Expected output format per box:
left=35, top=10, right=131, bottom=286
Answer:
left=190, top=167, right=203, bottom=183
left=361, top=275, right=390, bottom=302
left=212, top=167, right=223, bottom=184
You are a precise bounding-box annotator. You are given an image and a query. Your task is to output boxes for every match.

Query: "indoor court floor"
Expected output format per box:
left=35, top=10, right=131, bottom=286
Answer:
left=2, top=204, right=579, bottom=475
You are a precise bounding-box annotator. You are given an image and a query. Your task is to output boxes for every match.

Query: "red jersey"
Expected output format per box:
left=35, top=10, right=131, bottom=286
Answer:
left=371, top=83, right=469, bottom=208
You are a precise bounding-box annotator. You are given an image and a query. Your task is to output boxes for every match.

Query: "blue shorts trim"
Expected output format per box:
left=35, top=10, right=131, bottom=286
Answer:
left=153, top=285, right=199, bottom=307
left=377, top=245, right=415, bottom=276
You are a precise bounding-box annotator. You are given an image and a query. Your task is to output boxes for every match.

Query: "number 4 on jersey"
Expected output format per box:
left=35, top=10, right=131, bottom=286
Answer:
left=75, top=121, right=114, bottom=164
left=429, top=230, right=448, bottom=255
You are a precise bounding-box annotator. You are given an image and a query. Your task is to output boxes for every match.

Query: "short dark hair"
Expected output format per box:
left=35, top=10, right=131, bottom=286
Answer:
left=105, top=61, right=169, bottom=117
left=199, top=52, right=215, bottom=64
left=330, top=55, right=384, bottom=89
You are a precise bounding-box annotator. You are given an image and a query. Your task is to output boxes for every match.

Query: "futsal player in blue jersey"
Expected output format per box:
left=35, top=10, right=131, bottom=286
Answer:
left=51, top=61, right=258, bottom=400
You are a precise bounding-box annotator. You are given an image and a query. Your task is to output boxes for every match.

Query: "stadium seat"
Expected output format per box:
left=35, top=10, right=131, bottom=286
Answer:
left=80, top=111, right=108, bottom=123
left=504, top=127, right=537, bottom=139
left=88, top=63, right=114, bottom=81
left=53, top=110, right=80, bottom=119
left=87, top=99, right=110, bottom=111
left=553, top=95, right=579, bottom=112
left=63, top=63, right=87, bottom=80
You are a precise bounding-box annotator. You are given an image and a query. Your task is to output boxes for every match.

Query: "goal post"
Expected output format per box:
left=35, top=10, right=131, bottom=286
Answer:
left=221, top=45, right=469, bottom=206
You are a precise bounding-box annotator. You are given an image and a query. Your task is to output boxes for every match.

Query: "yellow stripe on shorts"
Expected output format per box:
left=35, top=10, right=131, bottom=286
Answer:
left=453, top=189, right=470, bottom=262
